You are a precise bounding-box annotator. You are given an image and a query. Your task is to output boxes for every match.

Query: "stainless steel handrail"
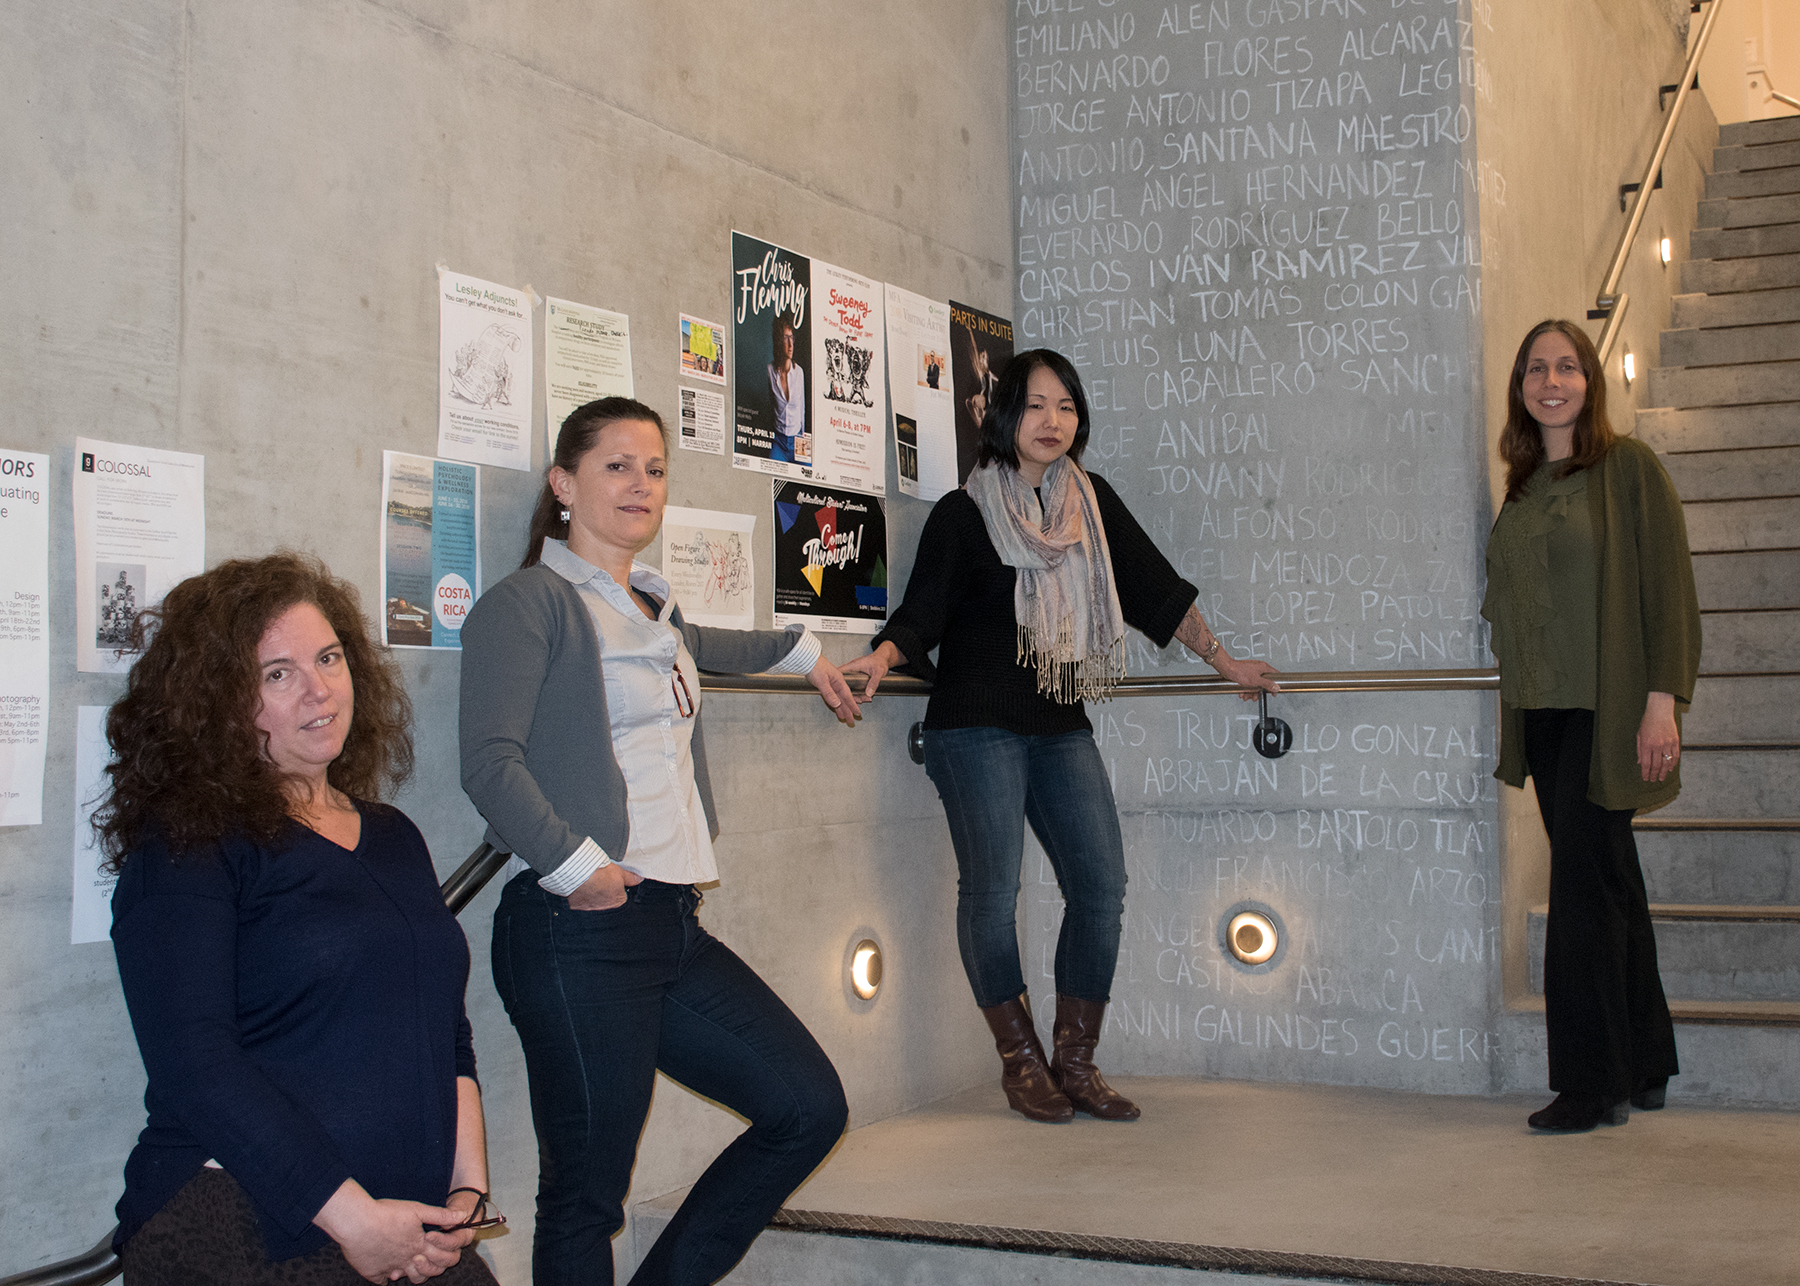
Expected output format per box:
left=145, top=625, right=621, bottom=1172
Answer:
left=1594, top=0, right=1726, bottom=362
left=700, top=667, right=1498, bottom=697
left=0, top=1234, right=117, bottom=1285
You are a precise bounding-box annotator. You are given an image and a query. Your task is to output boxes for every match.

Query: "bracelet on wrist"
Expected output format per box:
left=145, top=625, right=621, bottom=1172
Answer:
left=1198, top=635, right=1221, bottom=663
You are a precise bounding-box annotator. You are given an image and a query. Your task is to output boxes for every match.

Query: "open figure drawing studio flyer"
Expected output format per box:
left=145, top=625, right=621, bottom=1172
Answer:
left=772, top=481, right=887, bottom=636
left=380, top=452, right=481, bottom=649
left=731, top=231, right=887, bottom=497
left=438, top=268, right=534, bottom=472
left=948, top=301, right=1014, bottom=486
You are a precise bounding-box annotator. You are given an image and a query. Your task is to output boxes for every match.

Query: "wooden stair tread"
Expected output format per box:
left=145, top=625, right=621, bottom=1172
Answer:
left=1633, top=817, right=1800, bottom=831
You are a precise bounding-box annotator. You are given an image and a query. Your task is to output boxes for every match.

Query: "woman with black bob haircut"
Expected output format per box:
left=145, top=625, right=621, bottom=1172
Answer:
left=460, top=397, right=856, bottom=1285
left=1482, top=319, right=1700, bottom=1132
left=844, top=350, right=1279, bottom=1124
left=100, top=552, right=496, bottom=1285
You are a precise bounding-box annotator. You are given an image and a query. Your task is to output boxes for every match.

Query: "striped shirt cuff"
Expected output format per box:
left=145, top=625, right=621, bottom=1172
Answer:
left=768, top=627, right=822, bottom=676
left=538, top=837, right=612, bottom=896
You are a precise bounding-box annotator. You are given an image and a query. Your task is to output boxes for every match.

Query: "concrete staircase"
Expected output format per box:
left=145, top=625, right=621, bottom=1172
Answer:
left=1524, top=114, right=1800, bottom=1107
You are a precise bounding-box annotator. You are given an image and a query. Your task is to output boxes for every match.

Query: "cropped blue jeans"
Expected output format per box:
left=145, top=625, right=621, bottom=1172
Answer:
left=923, top=726, right=1128, bottom=1009
left=492, top=875, right=847, bottom=1286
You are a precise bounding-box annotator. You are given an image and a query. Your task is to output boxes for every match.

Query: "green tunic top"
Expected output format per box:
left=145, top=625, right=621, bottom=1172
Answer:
left=1484, top=459, right=1598, bottom=711
left=1480, top=438, right=1702, bottom=813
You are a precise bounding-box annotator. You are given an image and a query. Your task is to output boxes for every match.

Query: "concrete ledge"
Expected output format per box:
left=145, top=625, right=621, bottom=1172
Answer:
left=1705, top=163, right=1800, bottom=200
left=1638, top=827, right=1800, bottom=905
left=1690, top=222, right=1800, bottom=260
left=1638, top=402, right=1800, bottom=451
left=1646, top=360, right=1800, bottom=409
left=1678, top=250, right=1800, bottom=293
left=1692, top=548, right=1800, bottom=611
left=1712, top=139, right=1800, bottom=175
left=1699, top=190, right=1800, bottom=227
left=1659, top=321, right=1800, bottom=367
left=1697, top=608, right=1800, bottom=671
left=1670, top=285, right=1800, bottom=328
left=1687, top=676, right=1800, bottom=743
left=1658, top=747, right=1800, bottom=818
left=1682, top=496, right=1800, bottom=553
left=1718, top=118, right=1800, bottom=150
left=1661, top=445, right=1800, bottom=500
left=1527, top=905, right=1800, bottom=1003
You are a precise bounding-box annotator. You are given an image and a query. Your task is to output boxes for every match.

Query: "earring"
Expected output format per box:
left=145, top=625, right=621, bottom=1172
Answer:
left=560, top=507, right=571, bottom=522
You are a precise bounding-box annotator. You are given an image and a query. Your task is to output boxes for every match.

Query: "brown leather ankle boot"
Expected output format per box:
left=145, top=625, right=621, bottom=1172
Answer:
left=979, top=995, right=1073, bottom=1123
left=1050, top=994, right=1140, bottom=1120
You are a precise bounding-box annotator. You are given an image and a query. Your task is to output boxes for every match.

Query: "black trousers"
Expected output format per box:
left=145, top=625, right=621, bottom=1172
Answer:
left=1524, top=707, right=1679, bottom=1100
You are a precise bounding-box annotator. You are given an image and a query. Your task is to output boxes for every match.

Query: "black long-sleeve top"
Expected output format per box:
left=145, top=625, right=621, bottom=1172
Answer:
left=874, top=473, right=1198, bottom=735
left=110, top=803, right=475, bottom=1261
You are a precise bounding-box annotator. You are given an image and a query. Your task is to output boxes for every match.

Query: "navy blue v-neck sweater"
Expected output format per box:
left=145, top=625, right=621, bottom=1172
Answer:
left=110, top=803, right=475, bottom=1261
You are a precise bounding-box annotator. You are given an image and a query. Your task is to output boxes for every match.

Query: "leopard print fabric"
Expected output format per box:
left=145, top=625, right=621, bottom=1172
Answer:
left=120, top=1168, right=499, bottom=1285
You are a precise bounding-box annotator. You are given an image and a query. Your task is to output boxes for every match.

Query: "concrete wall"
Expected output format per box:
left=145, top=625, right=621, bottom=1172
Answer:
left=0, top=2, right=1010, bottom=1280
left=1471, top=0, right=1717, bottom=1006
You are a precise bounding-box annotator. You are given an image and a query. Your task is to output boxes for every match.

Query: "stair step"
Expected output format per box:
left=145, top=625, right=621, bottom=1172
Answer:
left=1691, top=221, right=1800, bottom=259
left=1700, top=609, right=1800, bottom=671
left=1527, top=904, right=1800, bottom=1002
left=1714, top=139, right=1800, bottom=175
left=1719, top=117, right=1800, bottom=150
left=1498, top=999, right=1800, bottom=1107
left=1660, top=321, right=1800, bottom=367
left=1637, top=402, right=1800, bottom=451
left=1646, top=359, right=1800, bottom=409
left=1706, top=162, right=1800, bottom=200
left=1657, top=747, right=1800, bottom=818
left=1683, top=496, right=1800, bottom=552
left=1693, top=549, right=1800, bottom=610
left=1670, top=284, right=1800, bottom=328
left=1638, top=828, right=1800, bottom=905
left=1688, top=676, right=1800, bottom=742
left=1662, top=445, right=1800, bottom=499
left=1696, top=192, right=1800, bottom=230
left=1679, top=250, right=1800, bottom=293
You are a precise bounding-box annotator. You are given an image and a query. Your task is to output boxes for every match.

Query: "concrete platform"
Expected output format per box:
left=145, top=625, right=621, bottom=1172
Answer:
left=635, top=1078, right=1800, bottom=1285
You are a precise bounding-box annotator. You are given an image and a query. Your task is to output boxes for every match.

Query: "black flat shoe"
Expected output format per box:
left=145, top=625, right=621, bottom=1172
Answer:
left=1528, top=1092, right=1629, bottom=1132
left=1630, top=1077, right=1669, bottom=1111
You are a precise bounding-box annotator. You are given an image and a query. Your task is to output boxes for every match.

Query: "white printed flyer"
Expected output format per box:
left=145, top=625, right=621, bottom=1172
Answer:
left=0, top=449, right=50, bottom=824
left=380, top=452, right=481, bottom=649
left=545, top=296, right=633, bottom=453
left=662, top=506, right=756, bottom=631
left=73, top=437, right=205, bottom=675
left=438, top=268, right=535, bottom=471
left=883, top=284, right=957, bottom=501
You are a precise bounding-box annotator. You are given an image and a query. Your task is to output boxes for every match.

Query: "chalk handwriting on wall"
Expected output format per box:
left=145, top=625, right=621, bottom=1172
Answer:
left=1008, top=0, right=1501, bottom=1093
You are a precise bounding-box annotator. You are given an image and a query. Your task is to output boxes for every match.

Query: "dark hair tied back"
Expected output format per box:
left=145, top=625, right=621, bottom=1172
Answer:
left=522, top=397, right=668, bottom=568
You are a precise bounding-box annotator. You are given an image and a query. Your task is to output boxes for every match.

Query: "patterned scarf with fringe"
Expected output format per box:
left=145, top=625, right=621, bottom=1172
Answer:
left=965, top=455, right=1127, bottom=704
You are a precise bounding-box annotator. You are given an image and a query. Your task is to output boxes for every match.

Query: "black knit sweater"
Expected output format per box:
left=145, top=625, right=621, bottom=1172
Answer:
left=874, top=474, right=1198, bottom=735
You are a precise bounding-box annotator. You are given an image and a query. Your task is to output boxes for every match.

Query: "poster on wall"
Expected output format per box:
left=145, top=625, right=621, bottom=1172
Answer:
left=545, top=296, right=633, bottom=453
left=883, top=285, right=956, bottom=501
left=948, top=301, right=1015, bottom=485
left=680, top=314, right=727, bottom=385
left=677, top=386, right=726, bottom=457
left=71, top=705, right=115, bottom=945
left=73, top=437, right=205, bottom=675
left=772, top=481, right=887, bottom=635
left=380, top=452, right=481, bottom=649
left=811, top=261, right=887, bottom=496
left=732, top=231, right=813, bottom=480
left=0, top=449, right=49, bottom=825
left=438, top=268, right=534, bottom=472
left=731, top=231, right=887, bottom=496
left=662, top=506, right=755, bottom=631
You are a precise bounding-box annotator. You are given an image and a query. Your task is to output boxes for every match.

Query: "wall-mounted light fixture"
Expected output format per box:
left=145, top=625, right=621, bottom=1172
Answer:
left=1623, top=349, right=1636, bottom=385
left=1217, top=901, right=1286, bottom=974
left=1659, top=235, right=1673, bottom=266
left=850, top=939, right=883, bottom=1000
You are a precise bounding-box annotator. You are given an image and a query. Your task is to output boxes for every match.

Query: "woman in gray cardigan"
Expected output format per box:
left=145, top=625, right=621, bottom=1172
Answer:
left=459, top=397, right=858, bottom=1286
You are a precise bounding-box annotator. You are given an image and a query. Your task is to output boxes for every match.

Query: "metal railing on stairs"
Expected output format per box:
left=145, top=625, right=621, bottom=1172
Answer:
left=1, top=665, right=1501, bottom=1285
left=1591, top=0, right=1726, bottom=363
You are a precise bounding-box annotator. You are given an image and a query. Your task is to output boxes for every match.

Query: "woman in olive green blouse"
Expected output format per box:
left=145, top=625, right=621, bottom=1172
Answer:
left=1481, top=319, right=1701, bottom=1134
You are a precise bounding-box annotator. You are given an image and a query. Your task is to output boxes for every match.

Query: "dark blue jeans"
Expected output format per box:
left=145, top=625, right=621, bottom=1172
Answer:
left=923, top=726, right=1128, bottom=1009
left=492, top=875, right=847, bottom=1286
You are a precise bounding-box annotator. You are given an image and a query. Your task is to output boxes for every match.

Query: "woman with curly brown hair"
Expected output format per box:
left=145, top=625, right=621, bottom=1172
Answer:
left=1482, top=320, right=1700, bottom=1133
left=99, top=552, right=499, bottom=1285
